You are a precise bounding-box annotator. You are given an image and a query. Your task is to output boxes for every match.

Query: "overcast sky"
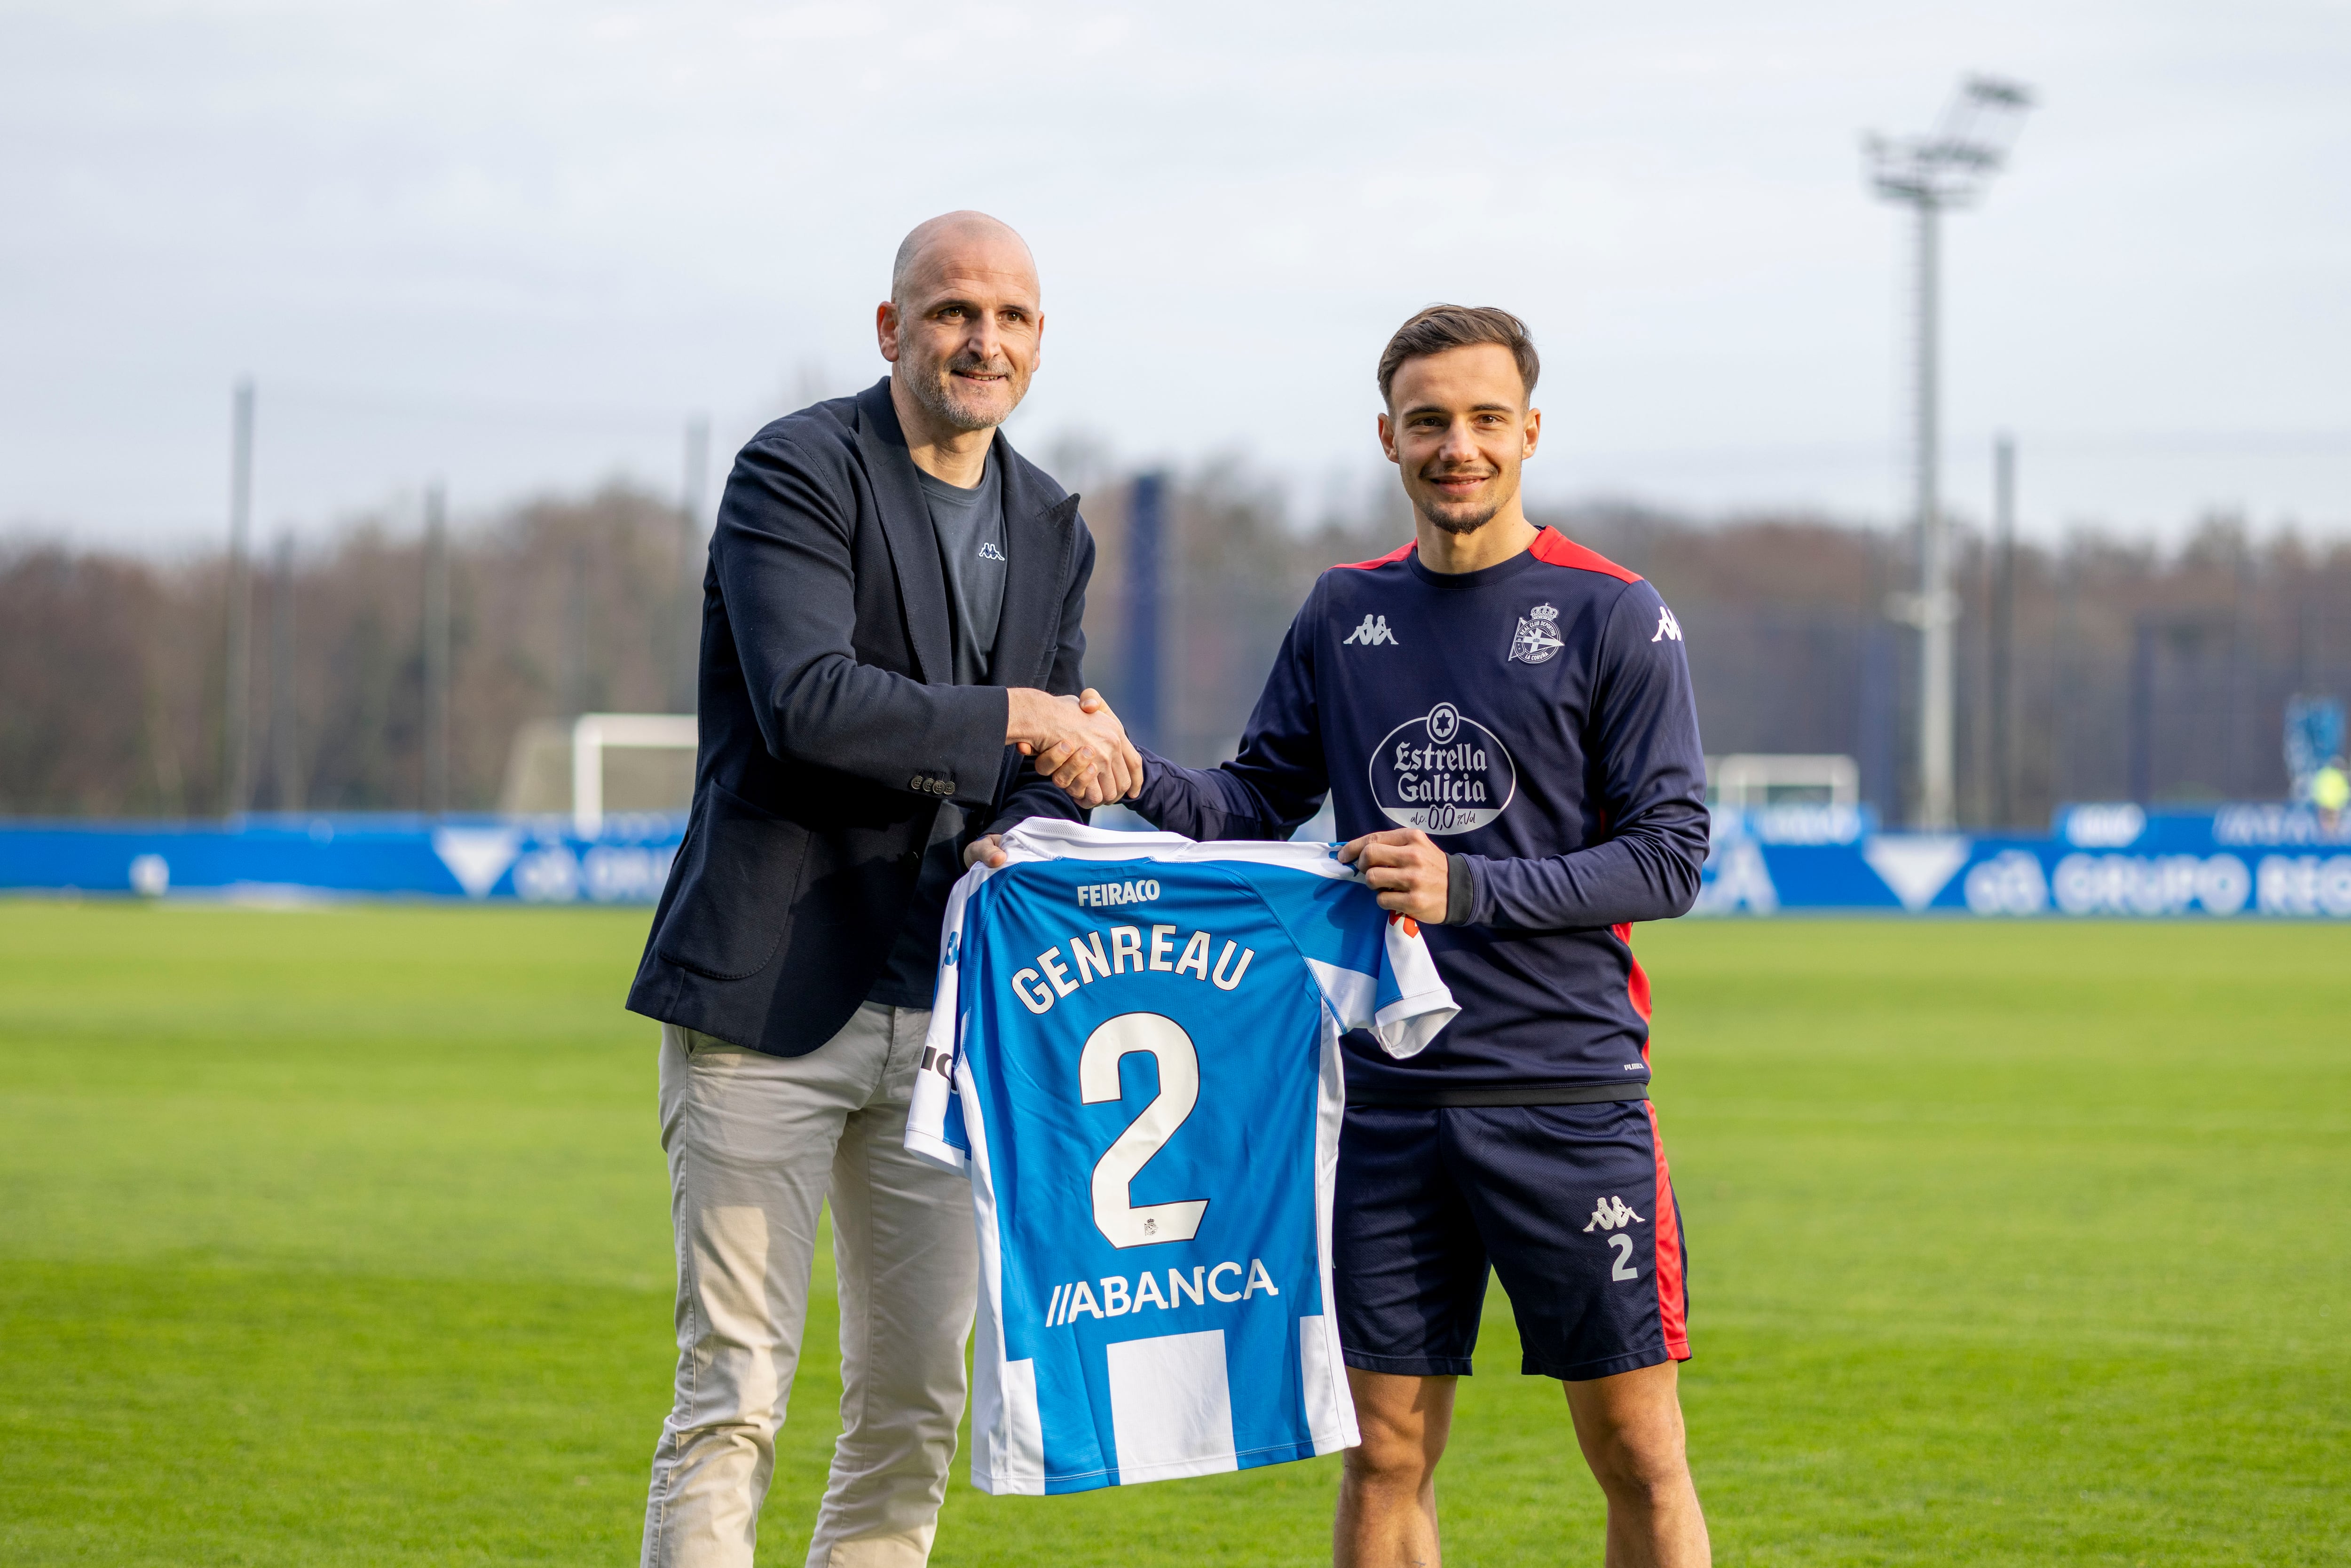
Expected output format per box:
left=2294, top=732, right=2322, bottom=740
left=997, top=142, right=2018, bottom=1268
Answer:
left=4, top=0, right=2347, bottom=551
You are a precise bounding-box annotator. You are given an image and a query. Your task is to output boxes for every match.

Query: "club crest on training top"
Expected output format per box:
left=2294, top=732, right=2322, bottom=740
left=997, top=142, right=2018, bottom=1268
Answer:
left=1509, top=603, right=1564, bottom=664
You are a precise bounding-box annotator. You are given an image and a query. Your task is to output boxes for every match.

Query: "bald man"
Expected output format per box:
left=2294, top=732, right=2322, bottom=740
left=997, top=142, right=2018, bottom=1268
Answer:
left=628, top=212, right=1136, bottom=1568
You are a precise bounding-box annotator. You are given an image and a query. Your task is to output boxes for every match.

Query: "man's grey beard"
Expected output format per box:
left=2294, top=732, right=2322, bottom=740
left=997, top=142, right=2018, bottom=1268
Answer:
left=906, top=356, right=1010, bottom=433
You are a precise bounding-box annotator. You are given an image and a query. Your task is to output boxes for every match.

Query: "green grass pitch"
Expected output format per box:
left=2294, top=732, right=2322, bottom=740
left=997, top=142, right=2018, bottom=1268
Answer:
left=0, top=903, right=2343, bottom=1565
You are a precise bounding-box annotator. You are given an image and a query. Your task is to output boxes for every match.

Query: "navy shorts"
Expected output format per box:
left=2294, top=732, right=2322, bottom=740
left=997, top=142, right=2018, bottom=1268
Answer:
left=1334, top=1099, right=1690, bottom=1381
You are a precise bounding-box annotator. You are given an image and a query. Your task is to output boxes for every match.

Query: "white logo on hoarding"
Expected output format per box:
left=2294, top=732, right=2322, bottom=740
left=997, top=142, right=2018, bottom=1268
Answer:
left=1964, top=850, right=2049, bottom=915
left=1861, top=834, right=1972, bottom=911
left=1695, top=839, right=1779, bottom=914
left=1343, top=614, right=1400, bottom=646
left=2061, top=803, right=2145, bottom=847
left=2055, top=852, right=2252, bottom=916
left=1508, top=603, right=1563, bottom=664
left=1368, top=702, right=1517, bottom=835
left=433, top=827, right=523, bottom=899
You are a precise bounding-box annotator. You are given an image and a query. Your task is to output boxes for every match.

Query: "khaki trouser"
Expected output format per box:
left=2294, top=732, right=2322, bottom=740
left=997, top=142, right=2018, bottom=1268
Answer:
left=641, top=1005, right=978, bottom=1568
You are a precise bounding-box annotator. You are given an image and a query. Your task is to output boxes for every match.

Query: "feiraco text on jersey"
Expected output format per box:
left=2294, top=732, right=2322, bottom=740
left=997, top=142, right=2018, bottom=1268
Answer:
left=1076, top=879, right=1161, bottom=909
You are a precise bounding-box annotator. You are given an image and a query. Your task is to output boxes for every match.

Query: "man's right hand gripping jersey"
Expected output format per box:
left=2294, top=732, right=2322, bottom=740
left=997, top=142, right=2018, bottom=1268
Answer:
left=905, top=819, right=1457, bottom=1495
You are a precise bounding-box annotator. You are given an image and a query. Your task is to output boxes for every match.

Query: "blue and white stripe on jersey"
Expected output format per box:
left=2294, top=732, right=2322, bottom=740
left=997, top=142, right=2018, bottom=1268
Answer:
left=905, top=819, right=1456, bottom=1495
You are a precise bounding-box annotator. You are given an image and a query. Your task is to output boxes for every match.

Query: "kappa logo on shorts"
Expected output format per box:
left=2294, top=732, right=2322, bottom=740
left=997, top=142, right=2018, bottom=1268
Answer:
left=1581, top=1195, right=1647, bottom=1233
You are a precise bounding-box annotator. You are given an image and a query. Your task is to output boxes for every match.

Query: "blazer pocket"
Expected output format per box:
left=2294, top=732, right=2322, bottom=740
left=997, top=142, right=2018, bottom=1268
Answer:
left=655, top=781, right=810, bottom=980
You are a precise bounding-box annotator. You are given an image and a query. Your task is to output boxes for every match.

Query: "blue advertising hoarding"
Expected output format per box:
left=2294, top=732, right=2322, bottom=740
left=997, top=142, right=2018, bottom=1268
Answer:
left=0, top=813, right=684, bottom=905
left=1696, top=801, right=2351, bottom=918
left=1, top=802, right=2347, bottom=917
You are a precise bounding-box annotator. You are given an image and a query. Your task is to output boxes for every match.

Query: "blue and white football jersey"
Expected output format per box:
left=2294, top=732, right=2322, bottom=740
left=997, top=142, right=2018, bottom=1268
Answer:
left=905, top=819, right=1457, bottom=1496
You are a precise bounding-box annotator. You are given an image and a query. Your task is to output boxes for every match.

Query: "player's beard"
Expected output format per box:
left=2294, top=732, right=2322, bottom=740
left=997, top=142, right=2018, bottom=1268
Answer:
left=905, top=347, right=1022, bottom=433
left=1416, top=464, right=1513, bottom=535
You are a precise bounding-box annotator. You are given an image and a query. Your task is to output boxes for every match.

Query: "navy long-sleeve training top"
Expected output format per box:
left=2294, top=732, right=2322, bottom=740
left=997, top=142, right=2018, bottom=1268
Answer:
left=1128, top=528, right=1710, bottom=1104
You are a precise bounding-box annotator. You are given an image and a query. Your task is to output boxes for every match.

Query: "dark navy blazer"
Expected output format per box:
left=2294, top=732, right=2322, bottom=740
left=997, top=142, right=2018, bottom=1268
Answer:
left=627, top=378, right=1093, bottom=1056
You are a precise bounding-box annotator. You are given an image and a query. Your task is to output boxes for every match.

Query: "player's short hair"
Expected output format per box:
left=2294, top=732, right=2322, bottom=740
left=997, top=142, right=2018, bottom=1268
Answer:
left=1376, top=305, right=1539, bottom=407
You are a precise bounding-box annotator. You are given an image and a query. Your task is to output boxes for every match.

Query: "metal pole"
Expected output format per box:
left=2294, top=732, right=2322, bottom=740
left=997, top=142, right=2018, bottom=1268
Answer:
left=1990, top=433, right=2015, bottom=827
left=675, top=414, right=711, bottom=713
left=1914, top=199, right=1955, bottom=830
left=564, top=540, right=590, bottom=718
left=572, top=714, right=604, bottom=839
left=1125, top=473, right=1165, bottom=754
left=2051, top=543, right=2077, bottom=805
left=424, top=482, right=451, bottom=815
left=270, top=531, right=301, bottom=812
left=223, top=378, right=255, bottom=818
left=2129, top=618, right=2155, bottom=804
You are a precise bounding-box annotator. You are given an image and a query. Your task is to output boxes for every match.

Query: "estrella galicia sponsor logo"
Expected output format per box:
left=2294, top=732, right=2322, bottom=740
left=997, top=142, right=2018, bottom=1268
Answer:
left=1342, top=613, right=1400, bottom=646
left=1582, top=1195, right=1646, bottom=1233
left=1368, top=701, right=1517, bottom=835
left=1508, top=602, right=1563, bottom=664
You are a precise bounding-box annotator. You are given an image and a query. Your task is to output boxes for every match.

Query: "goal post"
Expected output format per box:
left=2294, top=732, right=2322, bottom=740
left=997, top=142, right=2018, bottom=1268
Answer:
left=1706, top=754, right=1859, bottom=812
left=571, top=713, right=698, bottom=837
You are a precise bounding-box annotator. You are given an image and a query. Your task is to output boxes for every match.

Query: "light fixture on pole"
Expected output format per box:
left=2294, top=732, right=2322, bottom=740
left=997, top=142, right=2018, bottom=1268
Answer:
left=1867, top=75, right=2033, bottom=829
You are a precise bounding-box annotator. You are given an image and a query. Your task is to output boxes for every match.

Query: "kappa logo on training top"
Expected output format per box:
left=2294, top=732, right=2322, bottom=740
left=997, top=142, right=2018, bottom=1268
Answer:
left=1509, top=602, right=1564, bottom=664
left=978, top=541, right=1007, bottom=561
left=1342, top=614, right=1400, bottom=646
left=1581, top=1195, right=1646, bottom=1233
left=1651, top=606, right=1683, bottom=644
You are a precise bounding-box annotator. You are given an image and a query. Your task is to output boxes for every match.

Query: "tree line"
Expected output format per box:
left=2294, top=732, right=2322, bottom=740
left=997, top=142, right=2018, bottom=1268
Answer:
left=3, top=472, right=2346, bottom=828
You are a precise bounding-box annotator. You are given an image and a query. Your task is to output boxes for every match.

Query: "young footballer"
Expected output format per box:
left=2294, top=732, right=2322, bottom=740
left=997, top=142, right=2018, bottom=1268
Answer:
left=1029, top=305, right=1712, bottom=1566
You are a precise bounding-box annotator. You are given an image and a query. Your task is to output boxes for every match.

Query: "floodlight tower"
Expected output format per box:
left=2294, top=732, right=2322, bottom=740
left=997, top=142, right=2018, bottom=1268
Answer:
left=1866, top=75, right=2032, bottom=829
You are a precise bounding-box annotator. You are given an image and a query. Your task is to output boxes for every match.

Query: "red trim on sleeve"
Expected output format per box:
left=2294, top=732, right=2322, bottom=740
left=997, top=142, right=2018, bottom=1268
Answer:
left=1610, top=922, right=1652, bottom=1020
left=1614, top=921, right=1652, bottom=1063
left=1645, top=1101, right=1690, bottom=1361
left=1333, top=540, right=1417, bottom=571
left=1529, top=528, right=1643, bottom=583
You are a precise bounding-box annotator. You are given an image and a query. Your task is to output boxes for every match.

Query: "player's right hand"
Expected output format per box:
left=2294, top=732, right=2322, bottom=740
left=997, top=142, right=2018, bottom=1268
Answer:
left=1339, top=827, right=1451, bottom=924
left=1007, top=688, right=1142, bottom=808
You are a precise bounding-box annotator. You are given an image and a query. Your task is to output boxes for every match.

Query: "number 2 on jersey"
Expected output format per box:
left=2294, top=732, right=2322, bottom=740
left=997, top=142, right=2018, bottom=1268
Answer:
left=1080, top=1012, right=1209, bottom=1249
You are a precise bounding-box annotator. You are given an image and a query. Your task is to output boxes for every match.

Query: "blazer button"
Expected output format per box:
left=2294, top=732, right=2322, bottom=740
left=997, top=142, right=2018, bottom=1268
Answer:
left=909, top=775, right=926, bottom=792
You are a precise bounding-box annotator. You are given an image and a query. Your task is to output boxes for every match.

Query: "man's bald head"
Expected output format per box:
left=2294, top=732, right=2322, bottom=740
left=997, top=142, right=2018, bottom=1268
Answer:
left=877, top=211, right=1045, bottom=441
left=891, top=211, right=1037, bottom=306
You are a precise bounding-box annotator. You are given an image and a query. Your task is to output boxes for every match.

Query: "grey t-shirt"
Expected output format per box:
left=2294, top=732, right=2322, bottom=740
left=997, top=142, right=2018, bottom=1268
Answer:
left=868, top=452, right=1013, bottom=1008
left=915, top=455, right=1009, bottom=686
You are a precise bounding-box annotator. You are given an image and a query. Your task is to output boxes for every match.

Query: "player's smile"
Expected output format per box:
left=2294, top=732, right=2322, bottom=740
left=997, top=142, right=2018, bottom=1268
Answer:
left=1425, top=466, right=1495, bottom=497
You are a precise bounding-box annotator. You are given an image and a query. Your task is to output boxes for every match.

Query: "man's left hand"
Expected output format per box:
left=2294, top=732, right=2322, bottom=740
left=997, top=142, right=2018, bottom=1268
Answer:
left=1338, top=828, right=1449, bottom=924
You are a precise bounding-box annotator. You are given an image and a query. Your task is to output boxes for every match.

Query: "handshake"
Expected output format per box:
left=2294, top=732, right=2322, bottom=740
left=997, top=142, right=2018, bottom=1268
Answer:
left=1006, top=686, right=1142, bottom=812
